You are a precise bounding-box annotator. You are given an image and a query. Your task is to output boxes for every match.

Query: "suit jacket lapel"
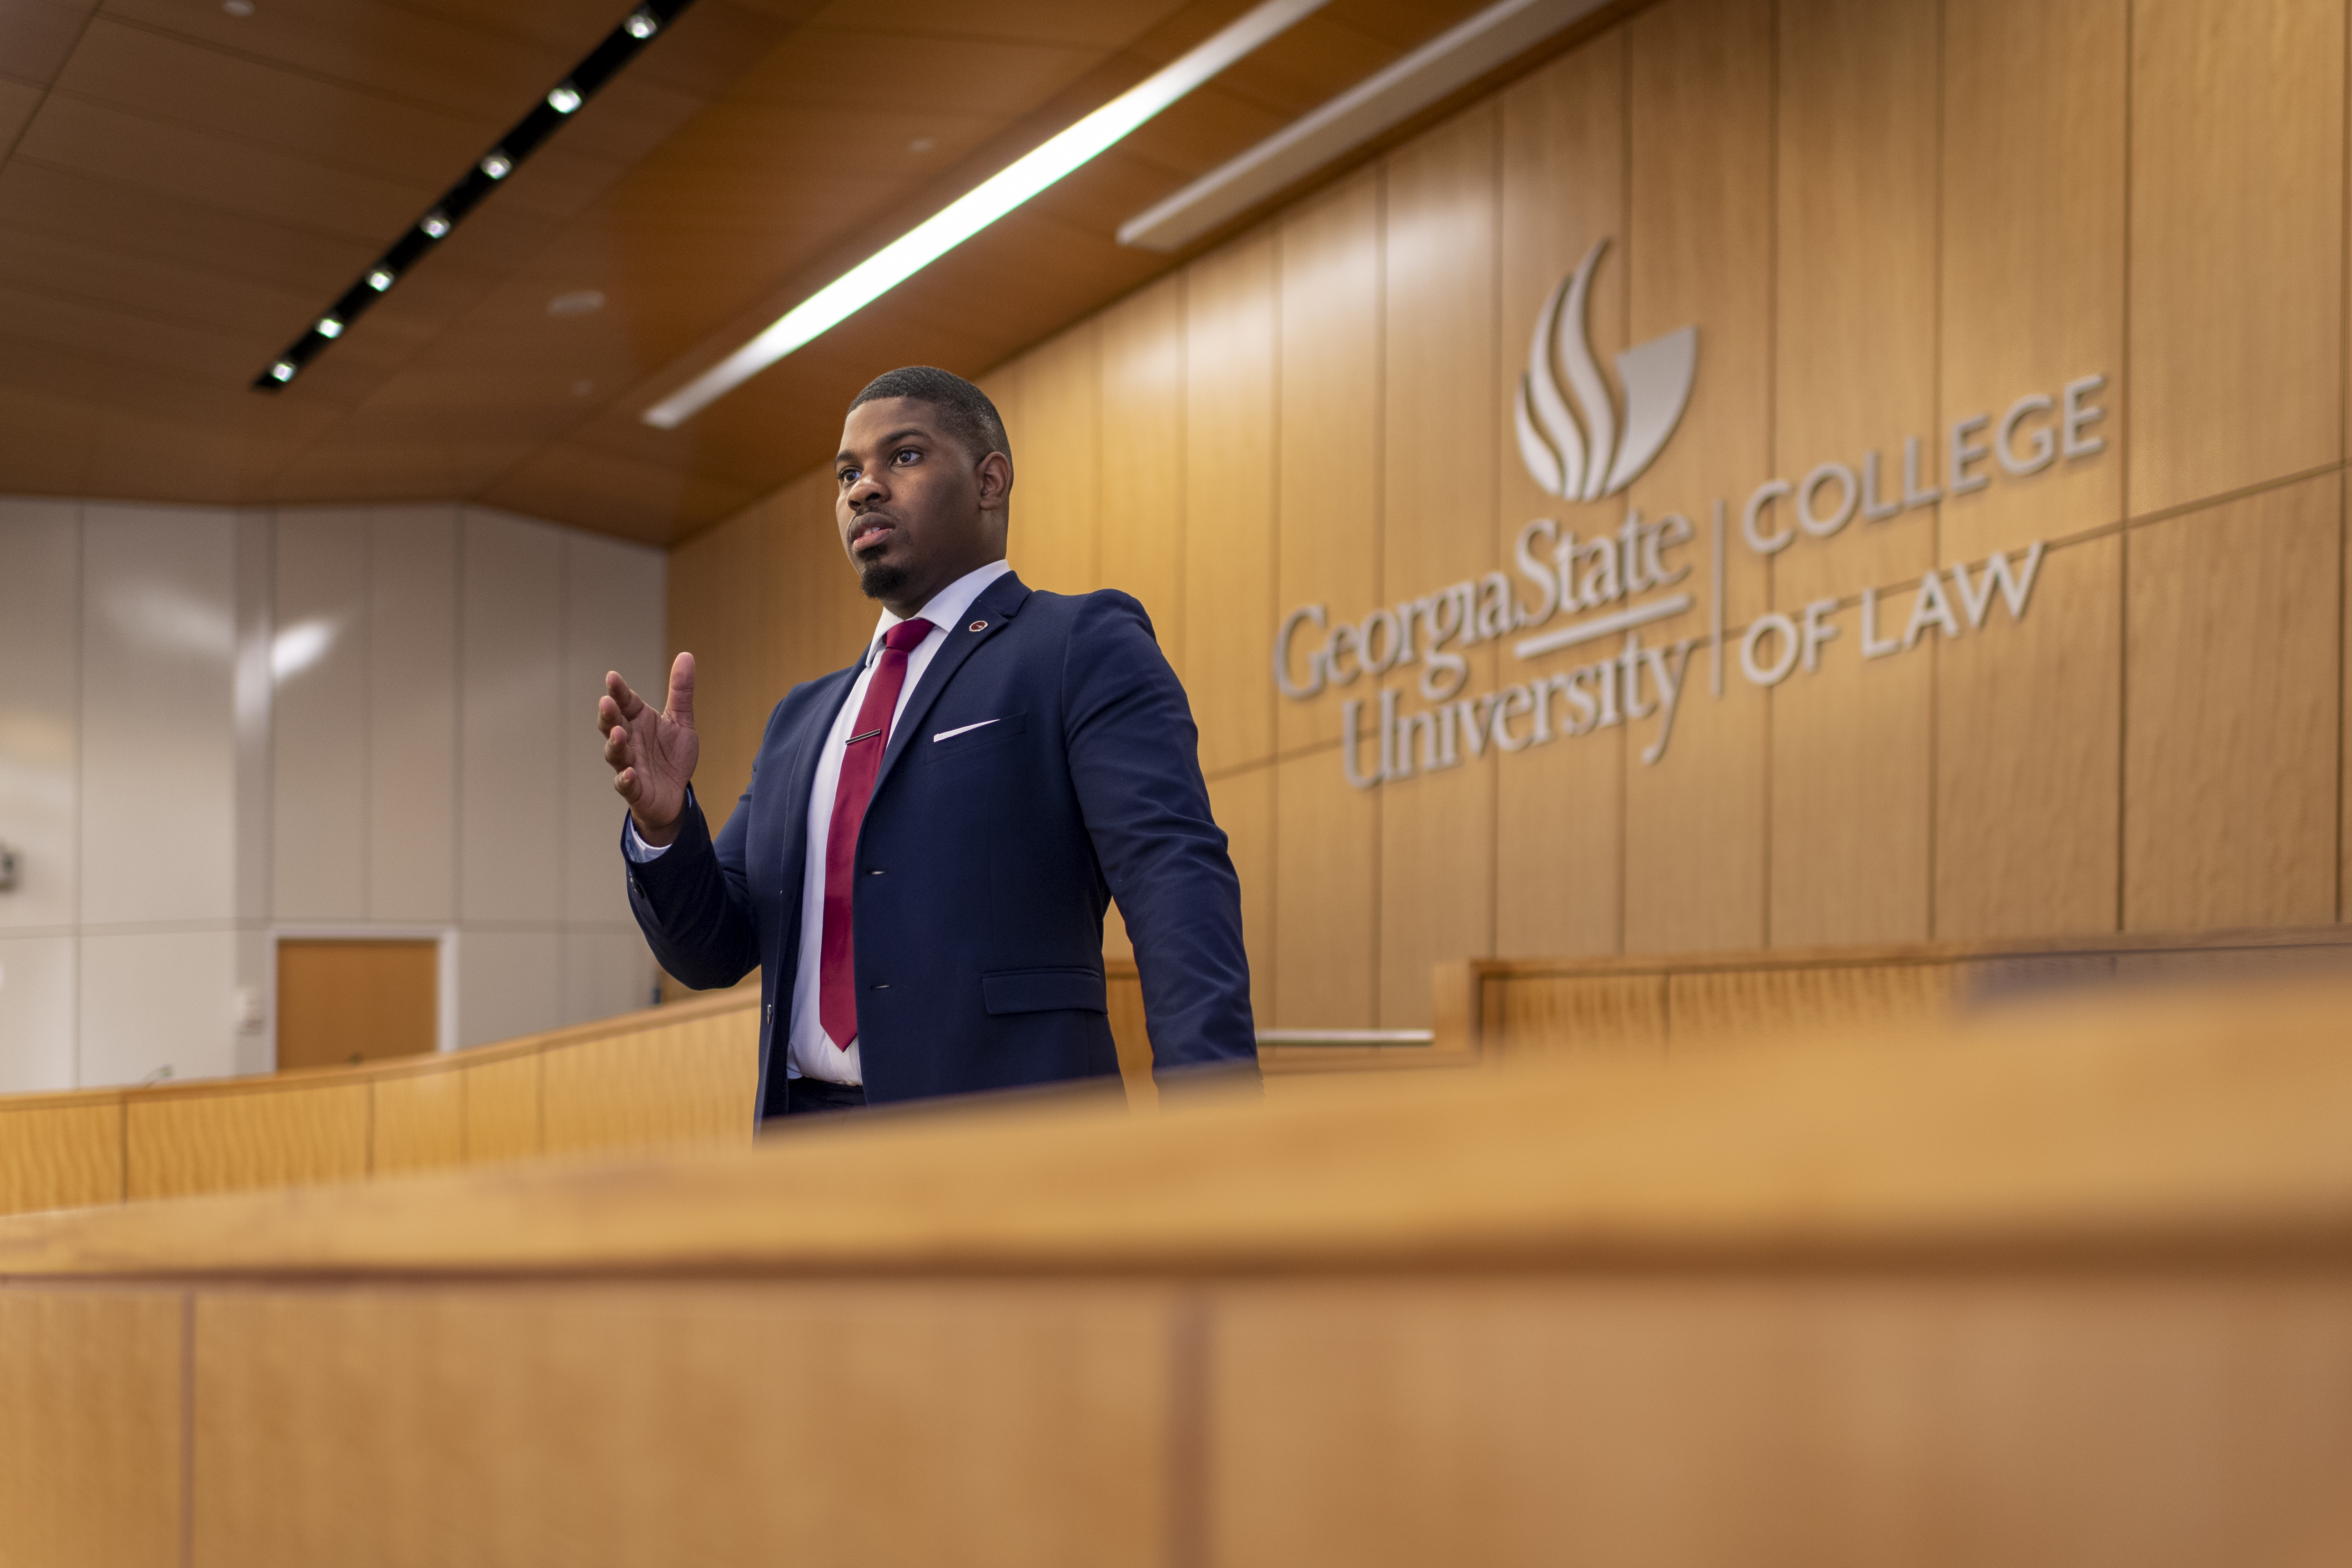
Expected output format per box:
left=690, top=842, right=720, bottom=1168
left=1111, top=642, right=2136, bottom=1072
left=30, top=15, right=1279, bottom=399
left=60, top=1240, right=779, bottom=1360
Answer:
left=770, top=664, right=858, bottom=898
left=873, top=570, right=1031, bottom=798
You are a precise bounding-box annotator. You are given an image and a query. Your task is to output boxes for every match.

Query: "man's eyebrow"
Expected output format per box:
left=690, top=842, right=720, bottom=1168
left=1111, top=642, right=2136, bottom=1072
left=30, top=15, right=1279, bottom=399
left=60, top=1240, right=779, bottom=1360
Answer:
left=838, top=427, right=932, bottom=465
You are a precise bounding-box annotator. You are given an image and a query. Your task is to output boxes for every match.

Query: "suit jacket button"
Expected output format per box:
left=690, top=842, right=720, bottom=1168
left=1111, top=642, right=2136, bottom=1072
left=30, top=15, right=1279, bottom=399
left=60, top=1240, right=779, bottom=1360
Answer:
left=872, top=982, right=890, bottom=990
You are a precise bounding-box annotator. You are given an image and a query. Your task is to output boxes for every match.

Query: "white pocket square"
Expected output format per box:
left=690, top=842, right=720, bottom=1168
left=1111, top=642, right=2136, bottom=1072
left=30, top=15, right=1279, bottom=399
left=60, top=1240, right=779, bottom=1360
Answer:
left=932, top=719, right=1000, bottom=743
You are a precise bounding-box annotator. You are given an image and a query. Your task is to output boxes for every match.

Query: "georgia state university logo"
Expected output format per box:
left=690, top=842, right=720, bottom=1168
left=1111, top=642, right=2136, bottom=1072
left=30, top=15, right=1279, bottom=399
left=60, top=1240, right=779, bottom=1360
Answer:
left=1513, top=238, right=1697, bottom=501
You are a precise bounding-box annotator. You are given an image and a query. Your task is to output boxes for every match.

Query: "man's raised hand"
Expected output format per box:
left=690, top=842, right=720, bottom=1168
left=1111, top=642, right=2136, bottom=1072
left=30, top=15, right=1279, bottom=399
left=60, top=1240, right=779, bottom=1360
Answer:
left=599, top=652, right=700, bottom=846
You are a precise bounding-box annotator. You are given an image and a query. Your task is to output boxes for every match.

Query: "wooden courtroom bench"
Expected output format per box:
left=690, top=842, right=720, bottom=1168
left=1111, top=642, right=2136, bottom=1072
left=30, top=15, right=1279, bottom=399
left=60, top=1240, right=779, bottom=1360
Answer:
left=1, top=974, right=2348, bottom=1565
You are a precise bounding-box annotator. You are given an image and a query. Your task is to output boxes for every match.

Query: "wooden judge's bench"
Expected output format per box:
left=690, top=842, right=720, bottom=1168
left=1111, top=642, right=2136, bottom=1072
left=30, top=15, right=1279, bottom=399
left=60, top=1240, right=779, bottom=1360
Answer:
left=3, top=927, right=2350, bottom=1566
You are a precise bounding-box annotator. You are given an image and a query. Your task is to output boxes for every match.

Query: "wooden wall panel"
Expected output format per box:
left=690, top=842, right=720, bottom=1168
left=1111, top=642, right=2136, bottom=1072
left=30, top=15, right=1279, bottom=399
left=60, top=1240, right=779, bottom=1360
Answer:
left=372, top=1065, right=467, bottom=1177
left=1493, top=35, right=1627, bottom=962
left=1207, top=764, right=1275, bottom=1028
left=1182, top=230, right=1281, bottom=776
left=0, top=1099, right=124, bottom=1216
left=1098, top=275, right=1186, bottom=669
left=0, top=1288, right=183, bottom=1568
left=1210, top=1277, right=2352, bottom=1568
left=1770, top=0, right=1940, bottom=611
left=1273, top=749, right=1378, bottom=1030
left=1622, top=0, right=1774, bottom=954
left=1106, top=974, right=1155, bottom=1112
left=1003, top=321, right=1101, bottom=598
left=1766, top=0, right=1939, bottom=949
left=462, top=1053, right=542, bottom=1164
left=1935, top=535, right=2121, bottom=939
left=1489, top=974, right=1667, bottom=1060
left=190, top=1283, right=1170, bottom=1568
left=1769, top=608, right=1933, bottom=947
left=1276, top=170, right=1383, bottom=755
left=540, top=1014, right=757, bottom=1156
left=2127, top=0, right=2344, bottom=515
left=126, top=1084, right=370, bottom=1201
left=1939, top=0, right=2126, bottom=565
left=1379, top=107, right=1501, bottom=1025
left=2123, top=475, right=2341, bottom=931
left=1665, top=961, right=1957, bottom=1043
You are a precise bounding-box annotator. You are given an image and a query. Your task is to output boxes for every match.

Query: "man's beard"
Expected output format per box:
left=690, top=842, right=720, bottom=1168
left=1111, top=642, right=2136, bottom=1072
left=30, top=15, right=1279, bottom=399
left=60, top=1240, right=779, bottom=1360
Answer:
left=855, top=553, right=913, bottom=601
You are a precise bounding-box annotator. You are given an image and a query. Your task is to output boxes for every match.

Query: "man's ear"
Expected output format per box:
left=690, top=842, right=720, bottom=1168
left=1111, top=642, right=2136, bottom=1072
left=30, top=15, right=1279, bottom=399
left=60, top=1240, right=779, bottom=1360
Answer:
left=977, top=450, right=1013, bottom=511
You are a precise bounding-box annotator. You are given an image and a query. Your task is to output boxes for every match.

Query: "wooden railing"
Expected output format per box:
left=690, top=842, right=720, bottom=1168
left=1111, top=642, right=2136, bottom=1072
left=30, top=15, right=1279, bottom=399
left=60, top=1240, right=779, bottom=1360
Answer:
left=6, top=925, right=2347, bottom=1220
left=0, top=987, right=760, bottom=1217
left=2, top=975, right=2348, bottom=1563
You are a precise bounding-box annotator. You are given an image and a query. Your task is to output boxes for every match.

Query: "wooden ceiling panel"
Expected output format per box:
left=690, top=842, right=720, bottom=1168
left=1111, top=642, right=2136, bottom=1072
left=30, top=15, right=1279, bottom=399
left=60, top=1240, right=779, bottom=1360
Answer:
left=0, top=0, right=96, bottom=90
left=0, top=386, right=101, bottom=493
left=96, top=0, right=585, bottom=121
left=805, top=0, right=1198, bottom=51
left=617, top=0, right=818, bottom=96
left=0, top=78, right=45, bottom=146
left=546, top=74, right=710, bottom=166
left=53, top=19, right=496, bottom=186
left=265, top=434, right=546, bottom=499
left=479, top=440, right=762, bottom=543
left=724, top=30, right=1107, bottom=118
left=0, top=0, right=1520, bottom=540
left=15, top=95, right=433, bottom=241
left=0, top=161, right=370, bottom=289
left=0, top=225, right=317, bottom=341
left=0, top=278, right=273, bottom=382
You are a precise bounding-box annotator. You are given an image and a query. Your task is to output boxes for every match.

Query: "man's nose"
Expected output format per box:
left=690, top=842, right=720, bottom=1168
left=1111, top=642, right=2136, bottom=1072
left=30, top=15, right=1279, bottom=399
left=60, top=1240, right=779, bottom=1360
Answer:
left=846, top=469, right=886, bottom=505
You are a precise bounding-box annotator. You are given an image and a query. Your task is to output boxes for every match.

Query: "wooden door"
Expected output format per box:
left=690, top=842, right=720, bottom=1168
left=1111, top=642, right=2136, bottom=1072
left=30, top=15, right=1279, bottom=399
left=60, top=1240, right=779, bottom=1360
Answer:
left=276, top=940, right=438, bottom=1070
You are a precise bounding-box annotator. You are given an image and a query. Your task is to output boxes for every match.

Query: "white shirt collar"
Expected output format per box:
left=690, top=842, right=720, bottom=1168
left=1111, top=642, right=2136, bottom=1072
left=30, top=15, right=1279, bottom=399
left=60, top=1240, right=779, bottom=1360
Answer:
left=864, top=558, right=1013, bottom=663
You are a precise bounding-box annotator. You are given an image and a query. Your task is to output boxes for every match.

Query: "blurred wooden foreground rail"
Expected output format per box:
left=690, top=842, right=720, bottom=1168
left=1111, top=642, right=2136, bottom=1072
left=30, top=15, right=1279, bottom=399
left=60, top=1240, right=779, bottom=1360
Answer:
left=9, top=923, right=2349, bottom=1223
left=3, top=978, right=2352, bottom=1567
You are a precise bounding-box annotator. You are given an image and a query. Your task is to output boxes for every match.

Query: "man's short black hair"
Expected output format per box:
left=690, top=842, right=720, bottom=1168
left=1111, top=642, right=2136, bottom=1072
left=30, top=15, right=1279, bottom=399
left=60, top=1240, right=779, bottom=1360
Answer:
left=849, top=366, right=1010, bottom=466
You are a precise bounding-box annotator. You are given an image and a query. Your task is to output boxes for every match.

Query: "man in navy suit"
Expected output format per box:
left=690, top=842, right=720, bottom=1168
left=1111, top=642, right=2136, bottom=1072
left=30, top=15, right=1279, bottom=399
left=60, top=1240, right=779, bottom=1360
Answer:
left=598, top=366, right=1256, bottom=1119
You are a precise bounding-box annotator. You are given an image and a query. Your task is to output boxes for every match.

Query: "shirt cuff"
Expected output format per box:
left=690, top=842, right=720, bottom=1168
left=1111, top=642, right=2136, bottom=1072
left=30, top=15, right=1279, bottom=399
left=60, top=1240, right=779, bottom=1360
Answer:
left=622, top=818, right=672, bottom=862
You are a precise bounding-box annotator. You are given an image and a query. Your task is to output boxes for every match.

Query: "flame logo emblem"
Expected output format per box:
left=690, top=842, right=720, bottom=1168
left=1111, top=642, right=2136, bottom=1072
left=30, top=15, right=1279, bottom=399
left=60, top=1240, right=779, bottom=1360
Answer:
left=1514, top=239, right=1698, bottom=501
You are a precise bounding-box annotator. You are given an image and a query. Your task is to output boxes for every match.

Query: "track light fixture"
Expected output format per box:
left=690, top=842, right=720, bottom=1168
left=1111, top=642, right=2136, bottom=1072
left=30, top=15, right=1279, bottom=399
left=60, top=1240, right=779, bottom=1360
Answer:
left=251, top=0, right=694, bottom=391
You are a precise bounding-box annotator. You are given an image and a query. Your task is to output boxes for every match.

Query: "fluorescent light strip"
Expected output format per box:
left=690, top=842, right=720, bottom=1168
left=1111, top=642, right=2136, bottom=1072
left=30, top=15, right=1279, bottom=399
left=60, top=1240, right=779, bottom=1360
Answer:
left=1120, top=0, right=1609, bottom=253
left=640, top=0, right=1329, bottom=429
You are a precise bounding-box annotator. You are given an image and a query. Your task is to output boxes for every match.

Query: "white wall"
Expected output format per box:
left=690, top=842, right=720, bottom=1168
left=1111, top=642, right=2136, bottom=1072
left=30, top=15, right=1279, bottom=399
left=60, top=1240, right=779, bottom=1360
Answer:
left=0, top=497, right=667, bottom=1088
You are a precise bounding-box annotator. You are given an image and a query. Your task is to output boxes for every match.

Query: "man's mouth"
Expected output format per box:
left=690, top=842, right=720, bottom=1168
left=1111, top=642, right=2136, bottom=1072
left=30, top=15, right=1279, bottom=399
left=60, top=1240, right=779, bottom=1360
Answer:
left=850, top=517, right=895, bottom=555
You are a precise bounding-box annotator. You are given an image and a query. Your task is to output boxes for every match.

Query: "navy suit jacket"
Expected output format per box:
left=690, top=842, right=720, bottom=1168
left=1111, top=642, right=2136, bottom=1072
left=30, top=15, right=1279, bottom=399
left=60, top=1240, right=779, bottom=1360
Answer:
left=623, top=570, right=1256, bottom=1115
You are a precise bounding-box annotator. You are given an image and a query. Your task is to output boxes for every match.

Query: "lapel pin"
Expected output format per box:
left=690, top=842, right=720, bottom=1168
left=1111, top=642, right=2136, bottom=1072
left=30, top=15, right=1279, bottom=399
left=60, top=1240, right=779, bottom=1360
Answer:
left=969, top=619, right=988, bottom=632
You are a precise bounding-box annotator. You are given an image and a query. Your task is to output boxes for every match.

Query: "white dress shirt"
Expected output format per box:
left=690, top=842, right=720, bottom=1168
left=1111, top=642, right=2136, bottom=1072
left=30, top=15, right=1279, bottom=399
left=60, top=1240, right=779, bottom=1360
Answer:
left=627, top=558, right=1013, bottom=1085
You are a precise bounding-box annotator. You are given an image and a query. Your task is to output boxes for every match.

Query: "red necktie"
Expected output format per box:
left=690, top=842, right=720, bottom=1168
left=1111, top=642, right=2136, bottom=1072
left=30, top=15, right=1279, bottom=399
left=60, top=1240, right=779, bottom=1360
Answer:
left=819, top=617, right=933, bottom=1050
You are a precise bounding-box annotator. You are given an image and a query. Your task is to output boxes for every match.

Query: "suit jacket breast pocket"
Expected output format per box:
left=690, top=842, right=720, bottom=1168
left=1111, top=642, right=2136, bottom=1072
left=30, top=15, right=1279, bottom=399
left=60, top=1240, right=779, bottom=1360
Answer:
left=930, top=710, right=1027, bottom=763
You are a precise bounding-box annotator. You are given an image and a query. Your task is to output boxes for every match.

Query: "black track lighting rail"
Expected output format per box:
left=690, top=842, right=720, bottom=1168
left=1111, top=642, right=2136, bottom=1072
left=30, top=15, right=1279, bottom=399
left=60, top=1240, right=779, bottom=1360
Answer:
left=251, top=0, right=696, bottom=392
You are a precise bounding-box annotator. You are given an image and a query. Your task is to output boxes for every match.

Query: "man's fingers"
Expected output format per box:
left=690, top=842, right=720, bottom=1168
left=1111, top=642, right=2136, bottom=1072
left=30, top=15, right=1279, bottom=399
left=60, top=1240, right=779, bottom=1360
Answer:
left=606, top=670, right=647, bottom=722
left=597, top=693, right=625, bottom=737
left=665, top=651, right=696, bottom=731
left=613, top=766, right=640, bottom=804
left=603, top=727, right=631, bottom=770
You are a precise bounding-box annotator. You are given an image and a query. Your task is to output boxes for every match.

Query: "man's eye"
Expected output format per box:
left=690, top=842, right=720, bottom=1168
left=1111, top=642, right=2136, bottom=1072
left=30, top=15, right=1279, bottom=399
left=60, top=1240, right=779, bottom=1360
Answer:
left=839, top=468, right=858, bottom=485
left=893, top=447, right=920, bottom=465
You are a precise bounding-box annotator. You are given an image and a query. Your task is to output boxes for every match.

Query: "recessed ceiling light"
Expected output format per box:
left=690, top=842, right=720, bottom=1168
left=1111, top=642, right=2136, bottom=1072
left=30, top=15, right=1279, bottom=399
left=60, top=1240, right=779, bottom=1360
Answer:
left=907, top=136, right=935, bottom=154
left=641, top=0, right=1328, bottom=428
left=222, top=0, right=254, bottom=14
left=548, top=290, right=606, bottom=317
left=254, top=0, right=693, bottom=392
left=572, top=380, right=596, bottom=397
